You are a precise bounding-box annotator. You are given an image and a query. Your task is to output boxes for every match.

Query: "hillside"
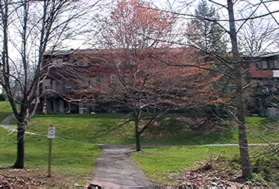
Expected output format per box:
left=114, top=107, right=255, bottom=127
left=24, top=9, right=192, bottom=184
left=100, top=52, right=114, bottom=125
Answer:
left=0, top=102, right=278, bottom=187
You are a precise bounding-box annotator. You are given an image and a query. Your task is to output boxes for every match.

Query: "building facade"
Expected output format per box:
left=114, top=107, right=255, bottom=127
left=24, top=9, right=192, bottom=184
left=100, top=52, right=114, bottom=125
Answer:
left=38, top=49, right=279, bottom=116
left=38, top=49, right=117, bottom=114
left=247, top=54, right=279, bottom=117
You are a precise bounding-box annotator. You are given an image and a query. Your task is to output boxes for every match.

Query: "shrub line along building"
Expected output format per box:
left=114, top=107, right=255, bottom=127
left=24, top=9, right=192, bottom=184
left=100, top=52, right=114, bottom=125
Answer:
left=38, top=48, right=279, bottom=116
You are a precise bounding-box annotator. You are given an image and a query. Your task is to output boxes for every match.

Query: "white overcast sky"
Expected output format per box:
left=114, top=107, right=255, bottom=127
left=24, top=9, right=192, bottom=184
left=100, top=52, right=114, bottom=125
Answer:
left=75, top=0, right=279, bottom=47
left=6, top=0, right=279, bottom=52
left=6, top=0, right=279, bottom=60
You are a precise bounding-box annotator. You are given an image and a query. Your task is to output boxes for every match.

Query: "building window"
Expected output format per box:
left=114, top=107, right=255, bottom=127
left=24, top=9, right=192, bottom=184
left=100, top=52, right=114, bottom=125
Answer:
left=63, top=55, right=70, bottom=62
left=65, top=85, right=72, bottom=93
left=274, top=60, right=279, bottom=69
left=256, top=62, right=262, bottom=69
left=257, top=59, right=279, bottom=70
left=268, top=60, right=275, bottom=69
left=262, top=61, right=268, bottom=69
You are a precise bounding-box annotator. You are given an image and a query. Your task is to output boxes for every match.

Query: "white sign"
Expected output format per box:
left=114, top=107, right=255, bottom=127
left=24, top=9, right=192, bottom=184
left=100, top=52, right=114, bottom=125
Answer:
left=48, top=127, right=56, bottom=139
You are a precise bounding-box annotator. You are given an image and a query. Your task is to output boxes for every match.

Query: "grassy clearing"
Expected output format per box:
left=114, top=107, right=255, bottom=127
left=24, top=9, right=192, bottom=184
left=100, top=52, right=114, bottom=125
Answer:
left=29, top=114, right=134, bottom=144
left=143, top=116, right=279, bottom=145
left=0, top=102, right=135, bottom=186
left=0, top=102, right=104, bottom=186
left=0, top=127, right=101, bottom=184
left=0, top=101, right=278, bottom=186
left=133, top=146, right=240, bottom=184
left=28, top=114, right=279, bottom=147
left=133, top=146, right=270, bottom=185
left=0, top=102, right=133, bottom=181
left=136, top=116, right=279, bottom=184
left=0, top=101, right=11, bottom=122
left=134, top=145, right=279, bottom=187
left=246, top=117, right=279, bottom=143
left=1, top=100, right=278, bottom=146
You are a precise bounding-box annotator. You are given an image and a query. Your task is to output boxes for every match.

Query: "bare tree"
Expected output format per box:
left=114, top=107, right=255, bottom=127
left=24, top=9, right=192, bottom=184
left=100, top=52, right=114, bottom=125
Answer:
left=155, top=0, right=279, bottom=179
left=96, top=0, right=176, bottom=151
left=66, top=0, right=223, bottom=151
left=0, top=0, right=99, bottom=168
left=239, top=18, right=278, bottom=56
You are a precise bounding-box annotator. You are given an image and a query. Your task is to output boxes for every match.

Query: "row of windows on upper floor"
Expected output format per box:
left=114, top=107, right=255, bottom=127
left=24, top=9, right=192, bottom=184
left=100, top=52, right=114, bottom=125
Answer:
left=43, top=75, right=118, bottom=91
left=256, top=59, right=279, bottom=70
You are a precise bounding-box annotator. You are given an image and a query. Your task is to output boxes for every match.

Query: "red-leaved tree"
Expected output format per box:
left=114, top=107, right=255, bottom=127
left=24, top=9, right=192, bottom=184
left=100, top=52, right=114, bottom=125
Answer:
left=89, top=0, right=225, bottom=151
left=47, top=0, right=226, bottom=151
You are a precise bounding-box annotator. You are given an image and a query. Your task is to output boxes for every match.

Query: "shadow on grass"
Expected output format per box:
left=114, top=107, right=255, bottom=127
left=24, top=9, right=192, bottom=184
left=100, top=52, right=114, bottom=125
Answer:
left=142, top=118, right=236, bottom=145
left=86, top=121, right=135, bottom=144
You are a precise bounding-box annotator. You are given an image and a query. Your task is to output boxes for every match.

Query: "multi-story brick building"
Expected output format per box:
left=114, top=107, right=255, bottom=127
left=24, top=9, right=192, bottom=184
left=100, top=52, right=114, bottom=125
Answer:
left=38, top=49, right=117, bottom=114
left=38, top=48, right=279, bottom=116
left=247, top=54, right=279, bottom=116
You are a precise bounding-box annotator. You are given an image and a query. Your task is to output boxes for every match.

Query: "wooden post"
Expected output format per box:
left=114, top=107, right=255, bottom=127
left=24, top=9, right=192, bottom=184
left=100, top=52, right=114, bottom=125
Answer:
left=48, top=138, right=52, bottom=177
left=47, top=126, right=56, bottom=177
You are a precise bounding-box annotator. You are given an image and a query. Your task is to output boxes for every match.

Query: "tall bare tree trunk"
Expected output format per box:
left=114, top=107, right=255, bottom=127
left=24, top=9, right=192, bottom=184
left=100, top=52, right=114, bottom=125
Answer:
left=227, top=0, right=252, bottom=179
left=13, top=122, right=26, bottom=168
left=0, top=0, right=97, bottom=170
left=135, top=118, right=141, bottom=151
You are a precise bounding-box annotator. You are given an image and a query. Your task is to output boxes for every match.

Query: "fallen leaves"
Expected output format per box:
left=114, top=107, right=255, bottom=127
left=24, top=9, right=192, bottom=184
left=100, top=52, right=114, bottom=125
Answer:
left=0, top=169, right=46, bottom=189
left=0, top=169, right=78, bottom=189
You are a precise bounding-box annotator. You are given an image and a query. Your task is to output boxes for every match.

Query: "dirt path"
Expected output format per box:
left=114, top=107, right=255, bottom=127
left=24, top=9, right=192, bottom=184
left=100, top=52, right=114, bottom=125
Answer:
left=91, top=145, right=152, bottom=189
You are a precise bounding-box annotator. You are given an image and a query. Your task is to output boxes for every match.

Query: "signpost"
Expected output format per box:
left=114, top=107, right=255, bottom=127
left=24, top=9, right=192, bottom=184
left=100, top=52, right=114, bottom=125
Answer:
left=47, top=126, right=56, bottom=177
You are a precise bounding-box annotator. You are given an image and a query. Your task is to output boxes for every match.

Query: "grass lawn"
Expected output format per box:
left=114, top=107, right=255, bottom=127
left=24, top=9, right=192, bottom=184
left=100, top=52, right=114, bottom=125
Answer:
left=0, top=101, right=12, bottom=122
left=246, top=116, right=279, bottom=143
left=0, top=101, right=278, bottom=186
left=0, top=126, right=101, bottom=185
left=29, top=114, right=134, bottom=145
left=133, top=146, right=239, bottom=184
left=142, top=116, right=279, bottom=145
left=0, top=102, right=105, bottom=186
left=0, top=101, right=133, bottom=185
left=29, top=115, right=279, bottom=147
left=133, top=146, right=269, bottom=184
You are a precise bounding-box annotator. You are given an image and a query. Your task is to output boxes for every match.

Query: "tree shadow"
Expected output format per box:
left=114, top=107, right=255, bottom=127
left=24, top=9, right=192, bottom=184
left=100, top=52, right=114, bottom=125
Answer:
left=143, top=116, right=236, bottom=145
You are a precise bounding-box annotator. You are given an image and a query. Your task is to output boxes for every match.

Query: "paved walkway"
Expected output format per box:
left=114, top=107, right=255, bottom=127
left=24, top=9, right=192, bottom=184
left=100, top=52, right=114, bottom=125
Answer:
left=91, top=145, right=152, bottom=189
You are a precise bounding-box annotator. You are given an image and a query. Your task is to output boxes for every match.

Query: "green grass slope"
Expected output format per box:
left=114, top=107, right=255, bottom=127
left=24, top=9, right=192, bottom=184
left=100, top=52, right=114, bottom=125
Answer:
left=0, top=103, right=103, bottom=184
left=29, top=114, right=134, bottom=144
left=142, top=116, right=279, bottom=145
left=133, top=146, right=240, bottom=184
left=133, top=145, right=269, bottom=184
left=0, top=127, right=101, bottom=178
left=0, top=101, right=278, bottom=185
left=0, top=101, right=11, bottom=122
